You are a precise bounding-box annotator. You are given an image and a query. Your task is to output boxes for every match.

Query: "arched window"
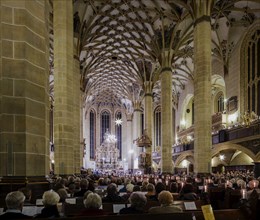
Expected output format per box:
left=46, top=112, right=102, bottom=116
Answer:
left=89, top=110, right=96, bottom=160
left=115, top=111, right=122, bottom=159
left=243, top=28, right=260, bottom=115
left=215, top=92, right=225, bottom=113
left=101, top=110, right=110, bottom=143
left=154, top=107, right=161, bottom=147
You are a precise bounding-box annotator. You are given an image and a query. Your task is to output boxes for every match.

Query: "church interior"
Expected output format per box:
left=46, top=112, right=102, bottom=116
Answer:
left=0, top=1, right=260, bottom=217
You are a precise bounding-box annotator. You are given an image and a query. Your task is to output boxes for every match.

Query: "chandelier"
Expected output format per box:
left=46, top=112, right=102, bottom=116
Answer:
left=104, top=130, right=117, bottom=144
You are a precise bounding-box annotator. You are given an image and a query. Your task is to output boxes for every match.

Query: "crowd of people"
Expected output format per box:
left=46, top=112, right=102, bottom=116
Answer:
left=0, top=169, right=259, bottom=219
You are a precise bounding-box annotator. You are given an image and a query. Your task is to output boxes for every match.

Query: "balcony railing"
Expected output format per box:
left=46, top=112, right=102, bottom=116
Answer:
left=171, top=120, right=260, bottom=155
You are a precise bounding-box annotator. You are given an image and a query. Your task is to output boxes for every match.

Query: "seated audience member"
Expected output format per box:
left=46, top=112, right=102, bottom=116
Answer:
left=19, top=187, right=32, bottom=205
left=57, top=188, right=68, bottom=203
left=154, top=182, right=166, bottom=199
left=145, top=183, right=157, bottom=201
left=133, top=185, right=141, bottom=192
left=149, top=190, right=183, bottom=214
left=34, top=190, right=60, bottom=218
left=247, top=180, right=260, bottom=199
left=141, top=180, right=149, bottom=192
left=119, top=178, right=131, bottom=193
left=119, top=192, right=147, bottom=214
left=74, top=179, right=89, bottom=197
left=0, top=191, right=31, bottom=219
left=102, top=183, right=123, bottom=203
left=121, top=183, right=134, bottom=201
left=169, top=182, right=178, bottom=193
left=83, top=190, right=93, bottom=201
left=78, top=193, right=106, bottom=216
left=179, top=183, right=198, bottom=201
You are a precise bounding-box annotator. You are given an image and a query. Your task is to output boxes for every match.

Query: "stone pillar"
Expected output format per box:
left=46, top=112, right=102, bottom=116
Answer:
left=126, top=113, right=133, bottom=171
left=144, top=81, right=153, bottom=171
left=161, top=68, right=173, bottom=173
left=193, top=12, right=212, bottom=174
left=53, top=0, right=74, bottom=175
left=0, top=0, right=50, bottom=176
left=73, top=47, right=81, bottom=174
left=132, top=100, right=142, bottom=171
left=253, top=162, right=260, bottom=178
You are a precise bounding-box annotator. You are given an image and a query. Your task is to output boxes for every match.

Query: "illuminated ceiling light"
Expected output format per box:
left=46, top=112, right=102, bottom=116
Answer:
left=115, top=118, right=123, bottom=125
left=219, top=154, right=225, bottom=161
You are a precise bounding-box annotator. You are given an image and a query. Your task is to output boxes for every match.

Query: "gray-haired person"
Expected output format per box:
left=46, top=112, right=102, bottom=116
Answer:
left=0, top=191, right=31, bottom=219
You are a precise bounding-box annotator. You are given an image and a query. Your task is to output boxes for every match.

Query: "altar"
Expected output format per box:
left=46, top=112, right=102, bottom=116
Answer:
left=95, top=131, right=119, bottom=170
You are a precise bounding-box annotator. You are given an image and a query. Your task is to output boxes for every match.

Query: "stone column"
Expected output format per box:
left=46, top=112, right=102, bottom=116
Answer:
left=0, top=0, right=50, bottom=176
left=193, top=8, right=212, bottom=174
left=132, top=100, right=142, bottom=170
left=161, top=68, right=173, bottom=173
left=253, top=162, right=260, bottom=178
left=126, top=113, right=133, bottom=171
left=73, top=46, right=81, bottom=174
left=53, top=0, right=74, bottom=175
left=144, top=82, right=153, bottom=171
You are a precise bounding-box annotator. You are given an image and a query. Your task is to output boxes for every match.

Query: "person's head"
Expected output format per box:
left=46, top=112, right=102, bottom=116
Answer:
left=249, top=180, right=259, bottom=189
left=182, top=183, right=194, bottom=194
left=169, top=182, right=178, bottom=193
left=80, top=179, right=89, bottom=189
left=133, top=185, right=141, bottom=192
left=129, top=192, right=147, bottom=210
left=147, top=183, right=155, bottom=193
left=83, top=190, right=93, bottom=201
left=126, top=183, right=134, bottom=193
left=84, top=192, right=102, bottom=209
left=18, top=187, right=32, bottom=201
left=57, top=188, right=68, bottom=202
left=155, top=182, right=166, bottom=195
left=42, top=190, right=60, bottom=206
left=106, top=183, right=118, bottom=195
left=158, top=190, right=174, bottom=206
left=5, top=191, right=25, bottom=210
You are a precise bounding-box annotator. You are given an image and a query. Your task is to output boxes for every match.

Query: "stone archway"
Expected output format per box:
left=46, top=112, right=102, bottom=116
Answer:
left=212, top=143, right=256, bottom=161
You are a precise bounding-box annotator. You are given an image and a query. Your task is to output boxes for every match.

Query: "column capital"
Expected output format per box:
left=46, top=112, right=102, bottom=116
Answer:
left=194, top=15, right=211, bottom=27
left=144, top=93, right=153, bottom=97
left=161, top=67, right=172, bottom=73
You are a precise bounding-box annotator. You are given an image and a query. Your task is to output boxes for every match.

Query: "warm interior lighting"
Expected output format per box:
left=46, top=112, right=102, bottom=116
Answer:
left=219, top=154, right=225, bottom=161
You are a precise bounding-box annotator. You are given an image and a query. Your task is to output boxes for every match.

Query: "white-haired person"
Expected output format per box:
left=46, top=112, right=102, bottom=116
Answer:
left=149, top=190, right=183, bottom=214
left=78, top=192, right=107, bottom=216
left=247, top=179, right=260, bottom=199
left=34, top=190, right=60, bottom=218
left=0, top=191, right=31, bottom=219
left=119, top=192, right=147, bottom=214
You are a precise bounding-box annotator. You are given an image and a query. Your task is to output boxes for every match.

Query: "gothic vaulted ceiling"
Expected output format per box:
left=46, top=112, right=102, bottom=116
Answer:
left=67, top=0, right=260, bottom=111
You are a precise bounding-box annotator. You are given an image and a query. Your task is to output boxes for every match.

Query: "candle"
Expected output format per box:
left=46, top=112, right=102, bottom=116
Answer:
left=204, top=185, right=208, bottom=193
left=241, top=189, right=247, bottom=199
left=253, top=180, right=256, bottom=188
left=181, top=182, right=184, bottom=188
left=166, top=180, right=168, bottom=186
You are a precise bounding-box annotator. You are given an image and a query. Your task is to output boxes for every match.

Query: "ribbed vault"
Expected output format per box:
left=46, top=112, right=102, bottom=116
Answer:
left=49, top=0, right=260, bottom=110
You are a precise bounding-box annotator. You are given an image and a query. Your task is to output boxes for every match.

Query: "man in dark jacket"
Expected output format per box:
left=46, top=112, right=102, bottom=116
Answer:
left=0, top=191, right=32, bottom=219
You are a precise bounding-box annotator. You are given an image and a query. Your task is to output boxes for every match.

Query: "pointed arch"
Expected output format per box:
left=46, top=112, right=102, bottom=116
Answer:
left=212, top=143, right=256, bottom=162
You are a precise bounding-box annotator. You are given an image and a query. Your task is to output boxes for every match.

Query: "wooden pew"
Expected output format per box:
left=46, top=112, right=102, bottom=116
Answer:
left=2, top=208, right=247, bottom=220
left=57, top=209, right=246, bottom=220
